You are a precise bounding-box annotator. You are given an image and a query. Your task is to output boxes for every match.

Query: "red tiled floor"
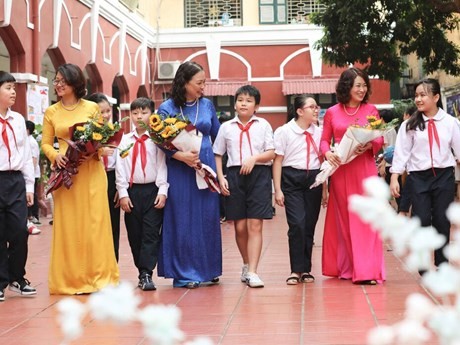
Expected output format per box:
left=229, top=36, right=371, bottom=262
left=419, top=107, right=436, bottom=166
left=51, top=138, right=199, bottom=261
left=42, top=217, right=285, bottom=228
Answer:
left=0, top=206, right=439, bottom=345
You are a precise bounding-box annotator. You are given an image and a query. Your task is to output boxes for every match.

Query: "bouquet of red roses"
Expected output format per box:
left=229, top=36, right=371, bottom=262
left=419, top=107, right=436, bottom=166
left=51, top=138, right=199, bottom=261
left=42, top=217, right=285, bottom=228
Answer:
left=147, top=114, right=221, bottom=193
left=45, top=115, right=124, bottom=195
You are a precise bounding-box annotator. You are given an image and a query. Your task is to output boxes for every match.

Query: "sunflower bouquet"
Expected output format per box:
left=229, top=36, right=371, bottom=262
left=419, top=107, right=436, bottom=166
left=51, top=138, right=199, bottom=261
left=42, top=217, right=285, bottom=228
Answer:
left=73, top=115, right=123, bottom=147
left=351, top=115, right=399, bottom=130
left=46, top=114, right=124, bottom=195
left=144, top=113, right=220, bottom=193
left=310, top=114, right=398, bottom=189
left=146, top=114, right=192, bottom=150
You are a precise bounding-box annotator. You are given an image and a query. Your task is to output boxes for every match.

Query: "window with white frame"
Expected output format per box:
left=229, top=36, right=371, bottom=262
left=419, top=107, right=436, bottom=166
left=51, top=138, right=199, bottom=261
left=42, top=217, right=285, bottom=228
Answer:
left=259, top=0, right=325, bottom=25
left=185, top=0, right=242, bottom=28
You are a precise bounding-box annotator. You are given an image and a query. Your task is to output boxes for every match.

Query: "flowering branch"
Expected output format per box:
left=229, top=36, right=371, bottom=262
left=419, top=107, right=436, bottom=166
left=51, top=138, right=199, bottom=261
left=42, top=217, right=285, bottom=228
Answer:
left=348, top=176, right=460, bottom=345
left=56, top=281, right=213, bottom=345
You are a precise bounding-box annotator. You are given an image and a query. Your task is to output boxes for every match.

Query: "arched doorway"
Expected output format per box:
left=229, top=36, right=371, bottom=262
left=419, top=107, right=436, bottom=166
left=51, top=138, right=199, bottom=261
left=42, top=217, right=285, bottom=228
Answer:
left=85, top=63, right=103, bottom=95
left=112, top=75, right=129, bottom=124
left=0, top=39, right=10, bottom=71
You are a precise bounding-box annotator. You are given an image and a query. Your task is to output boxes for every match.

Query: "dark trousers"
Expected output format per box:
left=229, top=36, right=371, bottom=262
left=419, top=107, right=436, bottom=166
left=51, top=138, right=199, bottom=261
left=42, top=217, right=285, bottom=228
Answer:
left=0, top=171, right=29, bottom=290
left=124, top=182, right=163, bottom=278
left=409, top=167, right=455, bottom=266
left=107, top=170, right=121, bottom=261
left=281, top=167, right=322, bottom=273
left=398, top=174, right=412, bottom=213
left=384, top=167, right=401, bottom=209
left=27, top=178, right=39, bottom=219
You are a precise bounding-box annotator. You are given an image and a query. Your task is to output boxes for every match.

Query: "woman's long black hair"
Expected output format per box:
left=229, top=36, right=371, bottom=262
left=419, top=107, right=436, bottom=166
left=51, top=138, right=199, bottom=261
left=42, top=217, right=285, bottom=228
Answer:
left=406, top=78, right=442, bottom=132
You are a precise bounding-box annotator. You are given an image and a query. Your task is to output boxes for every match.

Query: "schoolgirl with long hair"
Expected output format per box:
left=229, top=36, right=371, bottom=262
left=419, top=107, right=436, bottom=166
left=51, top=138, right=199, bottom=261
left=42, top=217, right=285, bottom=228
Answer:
left=390, top=78, right=460, bottom=269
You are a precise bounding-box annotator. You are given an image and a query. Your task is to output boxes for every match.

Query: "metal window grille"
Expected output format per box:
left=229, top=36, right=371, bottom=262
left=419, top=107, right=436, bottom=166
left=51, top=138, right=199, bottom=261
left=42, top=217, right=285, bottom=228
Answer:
left=287, top=0, right=325, bottom=24
left=185, top=0, right=242, bottom=28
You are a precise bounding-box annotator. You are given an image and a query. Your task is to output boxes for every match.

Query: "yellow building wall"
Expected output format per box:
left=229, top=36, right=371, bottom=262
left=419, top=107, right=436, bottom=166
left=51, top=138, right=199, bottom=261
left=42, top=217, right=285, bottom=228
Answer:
left=138, top=0, right=184, bottom=29
left=437, top=24, right=460, bottom=89
left=243, top=0, right=260, bottom=26
left=139, top=0, right=261, bottom=29
left=398, top=14, right=460, bottom=100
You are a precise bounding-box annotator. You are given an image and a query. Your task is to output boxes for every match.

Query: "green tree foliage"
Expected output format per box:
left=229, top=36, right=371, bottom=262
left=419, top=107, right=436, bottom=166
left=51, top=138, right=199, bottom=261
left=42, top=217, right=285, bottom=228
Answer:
left=391, top=99, right=415, bottom=119
left=311, top=0, right=460, bottom=81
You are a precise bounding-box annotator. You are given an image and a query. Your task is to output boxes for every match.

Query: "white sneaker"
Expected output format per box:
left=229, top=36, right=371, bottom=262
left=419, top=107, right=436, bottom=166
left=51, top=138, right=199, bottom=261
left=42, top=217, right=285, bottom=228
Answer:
left=27, top=221, right=41, bottom=235
left=246, top=272, right=264, bottom=288
left=9, top=279, right=37, bottom=295
left=240, top=264, right=249, bottom=282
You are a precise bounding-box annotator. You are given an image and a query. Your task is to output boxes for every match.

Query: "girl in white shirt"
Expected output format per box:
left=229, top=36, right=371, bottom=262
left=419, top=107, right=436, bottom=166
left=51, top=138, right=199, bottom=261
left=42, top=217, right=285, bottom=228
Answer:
left=273, top=95, right=328, bottom=285
left=390, top=78, right=460, bottom=270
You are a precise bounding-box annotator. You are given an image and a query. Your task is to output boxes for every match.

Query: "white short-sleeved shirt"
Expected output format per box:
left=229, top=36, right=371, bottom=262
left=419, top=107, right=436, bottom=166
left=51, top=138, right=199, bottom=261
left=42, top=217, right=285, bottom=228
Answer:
left=213, top=115, right=274, bottom=167
left=274, top=119, right=322, bottom=170
left=0, top=109, right=34, bottom=192
left=391, top=109, right=460, bottom=174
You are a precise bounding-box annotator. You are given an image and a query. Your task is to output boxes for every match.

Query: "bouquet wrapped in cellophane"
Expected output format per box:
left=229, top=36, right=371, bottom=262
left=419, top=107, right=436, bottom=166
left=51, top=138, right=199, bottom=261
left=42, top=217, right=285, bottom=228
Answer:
left=310, top=116, right=399, bottom=189
left=147, top=114, right=221, bottom=193
left=45, top=115, right=124, bottom=195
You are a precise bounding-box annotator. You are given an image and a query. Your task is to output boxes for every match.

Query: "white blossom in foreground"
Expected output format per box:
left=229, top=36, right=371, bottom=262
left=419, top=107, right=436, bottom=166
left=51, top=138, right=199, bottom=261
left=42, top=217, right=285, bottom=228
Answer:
left=405, top=227, right=445, bottom=272
left=184, top=337, right=215, bottom=345
left=55, top=282, right=212, bottom=345
left=422, top=263, right=460, bottom=297
left=385, top=217, right=420, bottom=257
left=349, top=177, right=460, bottom=345
left=404, top=294, right=436, bottom=322
left=428, top=308, right=460, bottom=344
left=363, top=176, right=391, bottom=200
left=392, top=319, right=432, bottom=345
left=446, top=203, right=460, bottom=227
left=88, top=282, right=141, bottom=323
left=444, top=232, right=460, bottom=264
left=56, top=298, right=87, bottom=344
left=367, top=325, right=395, bottom=345
left=137, top=304, right=184, bottom=345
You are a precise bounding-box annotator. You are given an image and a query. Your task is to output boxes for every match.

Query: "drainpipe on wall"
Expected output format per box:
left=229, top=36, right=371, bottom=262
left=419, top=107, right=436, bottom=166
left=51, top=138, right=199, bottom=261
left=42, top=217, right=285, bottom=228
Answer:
left=32, top=0, right=40, bottom=77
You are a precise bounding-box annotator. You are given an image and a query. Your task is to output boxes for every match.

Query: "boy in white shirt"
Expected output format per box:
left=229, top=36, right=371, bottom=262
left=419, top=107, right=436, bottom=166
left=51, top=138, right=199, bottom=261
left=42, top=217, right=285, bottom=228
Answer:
left=116, top=97, right=168, bottom=291
left=214, top=85, right=275, bottom=288
left=0, top=71, right=36, bottom=301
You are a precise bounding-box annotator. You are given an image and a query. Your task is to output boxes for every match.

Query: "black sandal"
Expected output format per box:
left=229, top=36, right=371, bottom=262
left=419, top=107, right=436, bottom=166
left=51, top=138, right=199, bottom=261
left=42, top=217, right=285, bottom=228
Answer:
left=286, top=274, right=300, bottom=285
left=301, top=273, right=315, bottom=283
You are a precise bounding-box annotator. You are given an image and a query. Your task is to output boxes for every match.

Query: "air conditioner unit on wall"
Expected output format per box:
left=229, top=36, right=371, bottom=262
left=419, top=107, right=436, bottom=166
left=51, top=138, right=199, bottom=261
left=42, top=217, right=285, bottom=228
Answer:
left=158, top=61, right=181, bottom=80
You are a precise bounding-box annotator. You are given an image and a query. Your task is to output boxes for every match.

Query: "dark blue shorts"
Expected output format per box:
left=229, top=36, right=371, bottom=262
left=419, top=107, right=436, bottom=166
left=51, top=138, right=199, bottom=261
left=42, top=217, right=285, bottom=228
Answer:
left=225, top=165, right=273, bottom=220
